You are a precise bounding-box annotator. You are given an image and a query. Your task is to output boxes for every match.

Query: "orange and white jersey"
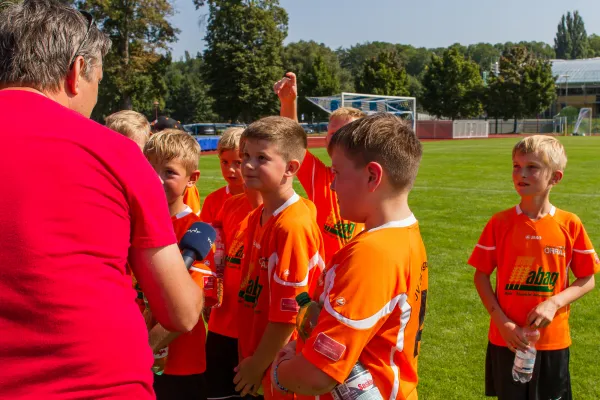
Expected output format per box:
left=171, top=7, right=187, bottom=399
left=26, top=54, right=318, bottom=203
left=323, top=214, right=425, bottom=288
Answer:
left=164, top=207, right=213, bottom=375
left=299, top=215, right=428, bottom=400
left=200, top=185, right=233, bottom=224
left=297, top=151, right=364, bottom=262
left=468, top=205, right=600, bottom=350
left=183, top=186, right=201, bottom=216
left=208, top=193, right=253, bottom=339
left=237, top=193, right=325, bottom=360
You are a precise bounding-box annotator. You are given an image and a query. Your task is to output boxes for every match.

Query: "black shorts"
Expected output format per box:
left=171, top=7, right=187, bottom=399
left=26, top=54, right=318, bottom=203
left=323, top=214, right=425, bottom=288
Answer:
left=153, top=372, right=208, bottom=400
left=205, top=331, right=241, bottom=400
left=485, top=342, right=571, bottom=400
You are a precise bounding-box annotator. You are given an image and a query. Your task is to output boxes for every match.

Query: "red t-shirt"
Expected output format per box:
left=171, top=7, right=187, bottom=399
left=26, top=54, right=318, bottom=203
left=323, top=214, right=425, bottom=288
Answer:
left=0, top=90, right=177, bottom=399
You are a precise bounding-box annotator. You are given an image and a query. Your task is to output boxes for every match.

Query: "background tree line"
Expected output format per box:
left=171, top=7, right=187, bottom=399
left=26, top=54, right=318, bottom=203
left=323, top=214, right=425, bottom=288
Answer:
left=73, top=0, right=594, bottom=124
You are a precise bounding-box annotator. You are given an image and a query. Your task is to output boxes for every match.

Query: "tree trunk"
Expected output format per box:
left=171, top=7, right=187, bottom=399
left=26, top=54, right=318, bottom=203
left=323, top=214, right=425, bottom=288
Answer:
left=513, top=117, right=518, bottom=134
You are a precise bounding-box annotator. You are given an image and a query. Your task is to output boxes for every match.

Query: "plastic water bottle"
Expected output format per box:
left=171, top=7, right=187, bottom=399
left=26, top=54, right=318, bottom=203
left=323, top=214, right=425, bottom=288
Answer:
left=295, top=293, right=383, bottom=400
left=152, top=347, right=168, bottom=375
left=212, top=225, right=225, bottom=308
left=512, top=328, right=540, bottom=383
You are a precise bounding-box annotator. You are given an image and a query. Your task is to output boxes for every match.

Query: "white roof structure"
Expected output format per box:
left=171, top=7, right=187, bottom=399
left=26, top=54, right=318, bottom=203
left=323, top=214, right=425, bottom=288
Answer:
left=551, top=58, right=600, bottom=85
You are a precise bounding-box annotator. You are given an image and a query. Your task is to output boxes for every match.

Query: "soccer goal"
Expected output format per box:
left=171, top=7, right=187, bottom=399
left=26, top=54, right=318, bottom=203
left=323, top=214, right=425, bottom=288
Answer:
left=452, top=120, right=489, bottom=139
left=573, top=107, right=592, bottom=136
left=306, top=92, right=417, bottom=130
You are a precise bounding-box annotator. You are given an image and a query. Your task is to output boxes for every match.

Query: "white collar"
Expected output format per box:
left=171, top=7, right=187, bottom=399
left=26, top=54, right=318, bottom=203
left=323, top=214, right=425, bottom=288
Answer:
left=174, top=205, right=193, bottom=220
left=273, top=192, right=300, bottom=216
left=516, top=204, right=556, bottom=217
left=368, top=214, right=418, bottom=232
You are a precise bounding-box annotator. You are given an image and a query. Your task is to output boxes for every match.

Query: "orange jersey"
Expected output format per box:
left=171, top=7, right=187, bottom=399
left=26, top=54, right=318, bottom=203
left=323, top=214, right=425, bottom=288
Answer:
left=468, top=205, right=600, bottom=350
left=297, top=151, right=363, bottom=262
left=208, top=193, right=254, bottom=338
left=201, top=185, right=233, bottom=224
left=299, top=216, right=428, bottom=400
left=238, top=193, right=325, bottom=361
left=183, top=186, right=201, bottom=215
left=163, top=207, right=213, bottom=375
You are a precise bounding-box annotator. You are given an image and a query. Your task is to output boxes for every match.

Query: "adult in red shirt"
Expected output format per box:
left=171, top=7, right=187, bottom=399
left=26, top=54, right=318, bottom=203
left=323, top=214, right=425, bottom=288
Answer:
left=0, top=1, right=203, bottom=399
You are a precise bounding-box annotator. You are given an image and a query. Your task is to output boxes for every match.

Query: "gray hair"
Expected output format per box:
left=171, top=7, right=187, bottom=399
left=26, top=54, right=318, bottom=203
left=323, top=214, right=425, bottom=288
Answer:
left=0, top=0, right=111, bottom=92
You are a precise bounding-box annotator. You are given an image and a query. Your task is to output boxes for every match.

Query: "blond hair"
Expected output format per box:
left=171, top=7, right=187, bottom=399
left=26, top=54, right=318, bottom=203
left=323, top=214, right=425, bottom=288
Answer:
left=512, top=135, right=567, bottom=171
left=242, top=116, right=307, bottom=162
left=328, top=113, right=422, bottom=192
left=143, top=129, right=201, bottom=175
left=218, top=127, right=244, bottom=155
left=105, top=110, right=150, bottom=149
left=330, top=107, right=366, bottom=122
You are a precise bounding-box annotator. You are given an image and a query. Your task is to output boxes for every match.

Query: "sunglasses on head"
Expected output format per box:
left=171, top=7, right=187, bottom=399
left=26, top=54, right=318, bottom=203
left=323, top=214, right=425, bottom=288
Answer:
left=69, top=10, right=95, bottom=70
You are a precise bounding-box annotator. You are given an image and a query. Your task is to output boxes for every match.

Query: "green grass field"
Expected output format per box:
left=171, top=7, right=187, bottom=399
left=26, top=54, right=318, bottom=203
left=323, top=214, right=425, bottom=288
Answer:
left=197, top=136, right=600, bottom=399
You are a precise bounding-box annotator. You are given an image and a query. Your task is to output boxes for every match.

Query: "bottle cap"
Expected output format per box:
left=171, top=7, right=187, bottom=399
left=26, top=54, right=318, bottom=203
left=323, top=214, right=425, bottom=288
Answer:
left=295, top=292, right=311, bottom=307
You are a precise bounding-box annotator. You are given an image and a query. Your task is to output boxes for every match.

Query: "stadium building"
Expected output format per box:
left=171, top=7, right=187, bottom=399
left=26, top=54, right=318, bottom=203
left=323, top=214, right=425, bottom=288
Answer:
left=552, top=58, right=600, bottom=117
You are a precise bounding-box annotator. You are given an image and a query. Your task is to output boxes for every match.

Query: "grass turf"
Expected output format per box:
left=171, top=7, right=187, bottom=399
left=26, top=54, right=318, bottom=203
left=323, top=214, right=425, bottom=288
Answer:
left=197, top=136, right=600, bottom=399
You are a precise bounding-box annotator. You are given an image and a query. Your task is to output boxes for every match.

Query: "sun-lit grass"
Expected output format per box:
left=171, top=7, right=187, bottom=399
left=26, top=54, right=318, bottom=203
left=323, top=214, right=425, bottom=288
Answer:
left=197, top=136, right=600, bottom=399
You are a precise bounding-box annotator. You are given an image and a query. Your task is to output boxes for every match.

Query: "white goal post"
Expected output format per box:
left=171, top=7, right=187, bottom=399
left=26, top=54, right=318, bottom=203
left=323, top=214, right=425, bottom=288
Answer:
left=306, top=92, right=417, bottom=130
left=573, top=107, right=592, bottom=136
left=452, top=120, right=489, bottom=139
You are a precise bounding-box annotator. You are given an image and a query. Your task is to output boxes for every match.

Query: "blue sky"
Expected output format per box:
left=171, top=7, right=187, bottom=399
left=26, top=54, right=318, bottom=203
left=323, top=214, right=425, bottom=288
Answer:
left=168, top=0, right=600, bottom=60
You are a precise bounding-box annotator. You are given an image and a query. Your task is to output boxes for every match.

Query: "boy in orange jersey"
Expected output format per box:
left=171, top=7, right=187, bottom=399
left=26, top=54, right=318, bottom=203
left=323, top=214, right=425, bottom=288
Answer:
left=205, top=187, right=262, bottom=400
left=272, top=113, right=428, bottom=400
left=234, top=116, right=325, bottom=399
left=274, top=73, right=365, bottom=262
left=201, top=127, right=246, bottom=224
left=143, top=130, right=215, bottom=400
left=468, top=135, right=599, bottom=400
left=105, top=110, right=151, bottom=150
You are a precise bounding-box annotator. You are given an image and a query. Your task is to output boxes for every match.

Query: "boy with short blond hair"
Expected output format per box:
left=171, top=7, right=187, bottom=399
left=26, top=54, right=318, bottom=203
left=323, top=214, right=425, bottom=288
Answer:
left=469, top=135, right=599, bottom=400
left=234, top=116, right=325, bottom=400
left=105, top=110, right=151, bottom=150
left=201, top=127, right=245, bottom=224
left=275, top=72, right=365, bottom=262
left=272, top=113, right=428, bottom=400
left=143, top=130, right=214, bottom=400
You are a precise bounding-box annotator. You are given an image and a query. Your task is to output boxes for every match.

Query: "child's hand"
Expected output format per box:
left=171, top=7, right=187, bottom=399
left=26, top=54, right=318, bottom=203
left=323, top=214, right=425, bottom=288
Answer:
left=527, top=298, right=559, bottom=329
left=234, top=356, right=263, bottom=397
left=273, top=72, right=297, bottom=103
left=497, top=320, right=529, bottom=352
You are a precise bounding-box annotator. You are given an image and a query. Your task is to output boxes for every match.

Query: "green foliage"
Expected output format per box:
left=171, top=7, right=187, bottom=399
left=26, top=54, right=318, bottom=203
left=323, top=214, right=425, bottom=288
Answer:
left=78, top=0, right=178, bottom=121
left=485, top=46, right=556, bottom=130
left=555, top=11, right=589, bottom=59
left=163, top=53, right=217, bottom=124
left=281, top=40, right=345, bottom=120
left=356, top=51, right=410, bottom=97
left=588, top=34, right=600, bottom=57
left=203, top=0, right=287, bottom=122
left=421, top=48, right=483, bottom=120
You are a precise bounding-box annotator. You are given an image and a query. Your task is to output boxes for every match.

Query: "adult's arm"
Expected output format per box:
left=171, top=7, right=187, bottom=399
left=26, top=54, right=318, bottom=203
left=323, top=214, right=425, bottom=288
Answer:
left=130, top=245, right=203, bottom=333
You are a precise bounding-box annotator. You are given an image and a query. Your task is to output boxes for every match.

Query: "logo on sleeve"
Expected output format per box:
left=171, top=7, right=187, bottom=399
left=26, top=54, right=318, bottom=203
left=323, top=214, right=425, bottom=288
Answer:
left=280, top=298, right=299, bottom=312
left=313, top=332, right=346, bottom=361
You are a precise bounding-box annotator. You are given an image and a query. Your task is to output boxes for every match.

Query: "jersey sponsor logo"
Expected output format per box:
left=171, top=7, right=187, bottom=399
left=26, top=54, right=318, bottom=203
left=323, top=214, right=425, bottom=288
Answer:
left=225, top=245, right=244, bottom=267
left=259, top=257, right=268, bottom=270
left=253, top=241, right=261, bottom=249
left=505, top=256, right=558, bottom=294
left=239, top=274, right=263, bottom=306
left=525, top=235, right=542, bottom=240
left=323, top=215, right=356, bottom=241
left=281, top=298, right=300, bottom=312
left=544, top=245, right=566, bottom=257
left=313, top=332, right=346, bottom=361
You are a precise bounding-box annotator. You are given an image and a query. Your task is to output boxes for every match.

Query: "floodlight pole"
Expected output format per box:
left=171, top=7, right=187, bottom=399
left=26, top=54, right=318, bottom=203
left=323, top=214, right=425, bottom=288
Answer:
left=559, top=74, right=569, bottom=135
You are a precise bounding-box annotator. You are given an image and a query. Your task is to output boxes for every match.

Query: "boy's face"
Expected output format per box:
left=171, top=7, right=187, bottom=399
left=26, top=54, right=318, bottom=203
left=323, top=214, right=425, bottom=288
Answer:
left=219, top=149, right=244, bottom=188
left=330, top=146, right=370, bottom=223
left=241, top=139, right=290, bottom=192
left=512, top=151, right=562, bottom=197
left=152, top=158, right=198, bottom=206
left=327, top=116, right=357, bottom=146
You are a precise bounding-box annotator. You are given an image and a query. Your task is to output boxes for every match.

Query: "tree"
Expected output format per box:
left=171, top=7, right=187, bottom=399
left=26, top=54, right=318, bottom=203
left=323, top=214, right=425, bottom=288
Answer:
left=421, top=48, right=483, bottom=120
left=486, top=46, right=556, bottom=132
left=588, top=34, right=600, bottom=57
left=281, top=40, right=346, bottom=120
left=336, top=41, right=398, bottom=78
left=554, top=11, right=588, bottom=59
left=77, top=0, right=178, bottom=121
left=163, top=53, right=217, bottom=124
left=202, top=0, right=287, bottom=122
left=356, top=51, right=409, bottom=96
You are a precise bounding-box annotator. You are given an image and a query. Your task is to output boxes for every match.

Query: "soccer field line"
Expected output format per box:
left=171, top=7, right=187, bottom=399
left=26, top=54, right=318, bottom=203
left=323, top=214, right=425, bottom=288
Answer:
left=412, top=185, right=600, bottom=198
